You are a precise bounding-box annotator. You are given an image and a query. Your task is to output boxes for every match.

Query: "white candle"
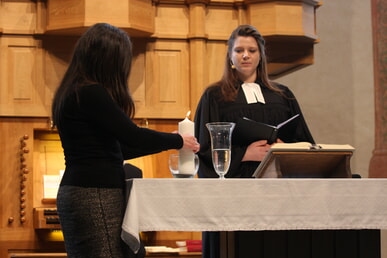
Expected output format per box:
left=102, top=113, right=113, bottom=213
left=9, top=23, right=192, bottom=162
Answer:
left=178, top=112, right=195, bottom=174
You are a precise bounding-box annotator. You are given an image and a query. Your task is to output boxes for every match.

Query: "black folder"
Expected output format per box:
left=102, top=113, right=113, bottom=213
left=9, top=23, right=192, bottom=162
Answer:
left=233, top=114, right=300, bottom=145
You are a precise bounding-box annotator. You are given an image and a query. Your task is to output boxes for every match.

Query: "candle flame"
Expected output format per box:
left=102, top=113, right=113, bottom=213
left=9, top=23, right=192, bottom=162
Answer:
left=186, top=111, right=191, bottom=118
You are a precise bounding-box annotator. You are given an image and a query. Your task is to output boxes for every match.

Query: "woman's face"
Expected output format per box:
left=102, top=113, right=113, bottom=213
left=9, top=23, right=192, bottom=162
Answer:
left=230, top=36, right=261, bottom=83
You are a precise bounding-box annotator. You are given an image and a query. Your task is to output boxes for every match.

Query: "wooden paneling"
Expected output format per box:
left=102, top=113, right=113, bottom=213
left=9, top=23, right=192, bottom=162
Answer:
left=206, top=41, right=228, bottom=86
left=0, top=0, right=322, bottom=117
left=246, top=1, right=319, bottom=78
left=135, top=40, right=190, bottom=119
left=154, top=3, right=189, bottom=39
left=0, top=35, right=74, bottom=117
left=248, top=2, right=318, bottom=39
left=46, top=0, right=154, bottom=36
left=0, top=0, right=37, bottom=34
left=0, top=36, right=48, bottom=116
left=205, top=6, right=239, bottom=40
left=0, top=118, right=50, bottom=252
left=127, top=0, right=155, bottom=34
left=187, top=2, right=207, bottom=111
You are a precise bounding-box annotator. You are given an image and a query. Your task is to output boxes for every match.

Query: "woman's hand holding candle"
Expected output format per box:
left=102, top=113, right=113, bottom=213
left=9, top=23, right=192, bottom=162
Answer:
left=180, top=133, right=200, bottom=153
left=178, top=111, right=199, bottom=153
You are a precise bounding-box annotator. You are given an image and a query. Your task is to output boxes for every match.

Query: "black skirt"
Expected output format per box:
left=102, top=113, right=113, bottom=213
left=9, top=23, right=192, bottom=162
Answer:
left=57, top=185, right=145, bottom=258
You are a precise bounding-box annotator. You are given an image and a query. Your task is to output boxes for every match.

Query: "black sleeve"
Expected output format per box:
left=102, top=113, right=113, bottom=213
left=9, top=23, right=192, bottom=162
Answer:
left=283, top=87, right=315, bottom=144
left=120, top=142, right=163, bottom=160
left=78, top=84, right=183, bottom=154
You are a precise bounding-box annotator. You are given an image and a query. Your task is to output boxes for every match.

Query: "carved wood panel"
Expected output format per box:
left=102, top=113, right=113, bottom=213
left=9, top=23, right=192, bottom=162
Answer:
left=0, top=36, right=48, bottom=116
left=134, top=40, right=190, bottom=119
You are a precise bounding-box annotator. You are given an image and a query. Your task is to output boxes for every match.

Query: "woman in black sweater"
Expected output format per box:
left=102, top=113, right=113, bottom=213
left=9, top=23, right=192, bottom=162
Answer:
left=52, top=23, right=199, bottom=258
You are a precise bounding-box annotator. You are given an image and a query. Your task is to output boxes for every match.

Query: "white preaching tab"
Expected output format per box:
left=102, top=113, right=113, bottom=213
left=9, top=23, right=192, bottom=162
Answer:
left=242, top=83, right=265, bottom=104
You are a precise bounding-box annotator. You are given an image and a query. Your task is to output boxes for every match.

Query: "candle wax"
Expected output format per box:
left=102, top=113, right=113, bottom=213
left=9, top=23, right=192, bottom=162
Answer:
left=178, top=117, right=195, bottom=174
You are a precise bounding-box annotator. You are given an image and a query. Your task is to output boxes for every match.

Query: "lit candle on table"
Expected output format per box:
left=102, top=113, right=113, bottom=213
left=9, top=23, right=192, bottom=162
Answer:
left=178, top=111, right=195, bottom=175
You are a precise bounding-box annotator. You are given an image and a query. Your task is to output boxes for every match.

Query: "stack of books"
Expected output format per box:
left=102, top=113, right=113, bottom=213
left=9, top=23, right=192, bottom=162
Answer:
left=176, top=240, right=202, bottom=253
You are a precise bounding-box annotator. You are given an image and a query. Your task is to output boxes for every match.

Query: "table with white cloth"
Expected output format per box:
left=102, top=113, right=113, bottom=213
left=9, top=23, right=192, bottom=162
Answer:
left=121, top=178, right=387, bottom=258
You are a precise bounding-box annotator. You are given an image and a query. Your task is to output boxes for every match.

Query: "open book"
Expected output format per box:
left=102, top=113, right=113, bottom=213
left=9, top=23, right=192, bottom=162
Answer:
left=233, top=114, right=300, bottom=145
left=270, top=142, right=355, bottom=151
left=252, top=142, right=355, bottom=178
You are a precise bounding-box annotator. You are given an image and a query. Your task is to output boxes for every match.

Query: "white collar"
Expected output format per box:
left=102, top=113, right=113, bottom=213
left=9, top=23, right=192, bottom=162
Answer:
left=241, top=82, right=265, bottom=104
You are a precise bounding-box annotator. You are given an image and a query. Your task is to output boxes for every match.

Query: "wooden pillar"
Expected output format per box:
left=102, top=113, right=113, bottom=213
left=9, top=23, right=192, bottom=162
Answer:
left=187, top=0, right=209, bottom=117
left=369, top=0, right=387, bottom=177
left=235, top=1, right=247, bottom=25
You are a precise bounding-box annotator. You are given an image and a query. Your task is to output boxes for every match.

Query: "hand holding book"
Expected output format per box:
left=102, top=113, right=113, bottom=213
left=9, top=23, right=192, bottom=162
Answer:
left=242, top=140, right=271, bottom=162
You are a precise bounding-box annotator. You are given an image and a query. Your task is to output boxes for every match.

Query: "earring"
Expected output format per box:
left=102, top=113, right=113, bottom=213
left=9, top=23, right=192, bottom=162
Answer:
left=231, top=63, right=236, bottom=69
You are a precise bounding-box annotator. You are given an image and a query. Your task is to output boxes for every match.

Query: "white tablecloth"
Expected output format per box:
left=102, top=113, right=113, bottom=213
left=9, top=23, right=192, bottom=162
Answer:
left=121, top=178, right=387, bottom=253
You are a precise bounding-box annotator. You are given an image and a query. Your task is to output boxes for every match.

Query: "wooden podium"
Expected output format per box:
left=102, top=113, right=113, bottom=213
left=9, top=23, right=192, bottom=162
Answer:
left=253, top=143, right=355, bottom=178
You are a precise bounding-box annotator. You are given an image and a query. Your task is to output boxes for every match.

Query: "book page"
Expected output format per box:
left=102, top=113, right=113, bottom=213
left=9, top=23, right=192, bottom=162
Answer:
left=272, top=142, right=355, bottom=151
left=318, top=144, right=355, bottom=150
left=272, top=142, right=312, bottom=149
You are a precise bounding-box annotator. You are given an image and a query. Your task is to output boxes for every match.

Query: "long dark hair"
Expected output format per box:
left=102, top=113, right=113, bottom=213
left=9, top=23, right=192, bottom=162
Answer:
left=52, top=23, right=135, bottom=127
left=215, top=24, right=283, bottom=101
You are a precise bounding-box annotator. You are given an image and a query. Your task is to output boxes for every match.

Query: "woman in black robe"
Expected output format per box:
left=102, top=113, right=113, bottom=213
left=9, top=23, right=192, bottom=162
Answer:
left=194, top=24, right=314, bottom=258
